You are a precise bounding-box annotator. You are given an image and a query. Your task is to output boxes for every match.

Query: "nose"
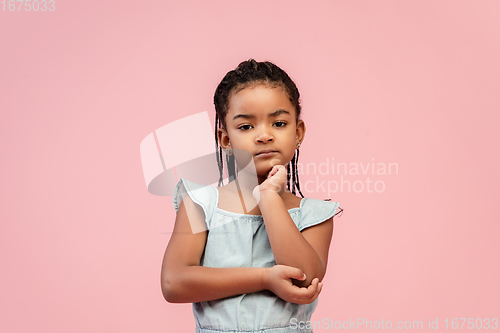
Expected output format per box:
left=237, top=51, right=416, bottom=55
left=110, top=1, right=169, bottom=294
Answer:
left=255, top=125, right=274, bottom=143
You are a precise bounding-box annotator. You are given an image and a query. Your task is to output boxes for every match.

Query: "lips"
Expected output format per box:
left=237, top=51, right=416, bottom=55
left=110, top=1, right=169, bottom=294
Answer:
left=256, top=149, right=277, bottom=156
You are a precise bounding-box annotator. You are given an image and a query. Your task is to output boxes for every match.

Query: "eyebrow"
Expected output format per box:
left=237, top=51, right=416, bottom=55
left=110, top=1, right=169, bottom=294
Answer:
left=232, top=109, right=291, bottom=121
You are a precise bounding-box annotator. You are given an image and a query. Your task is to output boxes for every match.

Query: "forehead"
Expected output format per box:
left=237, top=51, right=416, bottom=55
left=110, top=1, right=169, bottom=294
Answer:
left=227, top=84, right=295, bottom=116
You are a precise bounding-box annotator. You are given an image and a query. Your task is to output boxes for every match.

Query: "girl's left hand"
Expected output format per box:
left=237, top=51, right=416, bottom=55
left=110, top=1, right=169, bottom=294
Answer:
left=265, top=265, right=323, bottom=305
left=253, top=165, right=287, bottom=200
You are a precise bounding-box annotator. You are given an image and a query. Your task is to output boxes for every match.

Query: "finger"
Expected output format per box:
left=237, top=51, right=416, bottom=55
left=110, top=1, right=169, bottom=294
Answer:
left=304, top=278, right=320, bottom=297
left=273, top=164, right=284, bottom=175
left=309, top=281, right=323, bottom=302
left=297, top=279, right=323, bottom=304
left=309, top=283, right=323, bottom=303
left=292, top=278, right=319, bottom=300
left=271, top=165, right=282, bottom=176
left=268, top=165, right=279, bottom=178
left=286, top=286, right=315, bottom=303
left=269, top=176, right=284, bottom=190
left=289, top=283, right=319, bottom=304
left=283, top=266, right=306, bottom=281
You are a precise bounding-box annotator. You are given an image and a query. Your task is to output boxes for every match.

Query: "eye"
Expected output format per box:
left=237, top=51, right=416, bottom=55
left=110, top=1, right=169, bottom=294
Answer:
left=238, top=124, right=253, bottom=131
left=274, top=121, right=287, bottom=128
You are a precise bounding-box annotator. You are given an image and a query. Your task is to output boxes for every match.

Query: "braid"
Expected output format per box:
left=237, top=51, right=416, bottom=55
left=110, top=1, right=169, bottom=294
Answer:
left=215, top=114, right=224, bottom=186
left=286, top=163, right=291, bottom=192
left=291, top=151, right=296, bottom=195
left=285, top=150, right=304, bottom=198
left=294, top=149, right=305, bottom=197
left=226, top=153, right=237, bottom=182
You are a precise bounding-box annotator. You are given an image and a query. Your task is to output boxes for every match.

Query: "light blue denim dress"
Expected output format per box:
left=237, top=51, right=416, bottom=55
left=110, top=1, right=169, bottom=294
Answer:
left=173, top=178, right=340, bottom=333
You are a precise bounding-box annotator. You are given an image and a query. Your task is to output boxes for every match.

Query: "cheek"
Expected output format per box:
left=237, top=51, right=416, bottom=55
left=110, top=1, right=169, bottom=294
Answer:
left=282, top=143, right=297, bottom=161
left=286, top=135, right=298, bottom=150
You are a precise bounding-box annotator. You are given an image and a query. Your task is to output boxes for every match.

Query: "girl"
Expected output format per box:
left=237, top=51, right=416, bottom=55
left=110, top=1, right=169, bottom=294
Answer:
left=161, top=59, right=341, bottom=333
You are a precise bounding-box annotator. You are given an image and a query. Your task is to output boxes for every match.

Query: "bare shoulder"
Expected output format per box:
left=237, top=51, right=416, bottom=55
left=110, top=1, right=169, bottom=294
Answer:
left=216, top=182, right=233, bottom=202
left=216, top=181, right=242, bottom=212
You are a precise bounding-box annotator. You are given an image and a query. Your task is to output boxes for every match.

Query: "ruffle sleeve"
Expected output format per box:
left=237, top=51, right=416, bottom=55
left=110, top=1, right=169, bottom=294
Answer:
left=297, top=198, right=340, bottom=231
left=172, top=178, right=218, bottom=231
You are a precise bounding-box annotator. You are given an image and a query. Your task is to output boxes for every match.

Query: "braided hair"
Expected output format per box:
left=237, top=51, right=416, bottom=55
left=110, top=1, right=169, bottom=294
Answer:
left=213, top=59, right=304, bottom=197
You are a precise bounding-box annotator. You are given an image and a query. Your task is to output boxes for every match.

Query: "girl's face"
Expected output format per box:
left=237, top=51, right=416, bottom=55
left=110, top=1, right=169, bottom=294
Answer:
left=218, top=84, right=305, bottom=178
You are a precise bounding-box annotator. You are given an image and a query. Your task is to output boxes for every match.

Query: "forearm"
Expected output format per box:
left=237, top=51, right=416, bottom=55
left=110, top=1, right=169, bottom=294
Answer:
left=259, top=192, right=325, bottom=286
left=162, top=265, right=268, bottom=303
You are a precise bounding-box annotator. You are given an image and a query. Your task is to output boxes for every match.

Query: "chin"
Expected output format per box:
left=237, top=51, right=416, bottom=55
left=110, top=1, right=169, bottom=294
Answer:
left=253, top=163, right=272, bottom=176
left=253, top=157, right=283, bottom=175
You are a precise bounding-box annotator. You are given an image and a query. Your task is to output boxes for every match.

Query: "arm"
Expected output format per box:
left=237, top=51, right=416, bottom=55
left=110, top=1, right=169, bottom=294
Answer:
left=160, top=193, right=323, bottom=304
left=256, top=166, right=334, bottom=287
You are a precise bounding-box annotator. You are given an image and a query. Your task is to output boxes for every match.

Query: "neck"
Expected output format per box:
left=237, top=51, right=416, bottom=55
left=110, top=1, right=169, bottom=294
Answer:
left=232, top=168, right=260, bottom=194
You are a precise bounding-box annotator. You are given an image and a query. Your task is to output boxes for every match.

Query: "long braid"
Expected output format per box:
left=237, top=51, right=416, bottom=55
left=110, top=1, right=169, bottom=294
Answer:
left=294, top=148, right=305, bottom=197
left=226, top=152, right=237, bottom=182
left=285, top=149, right=305, bottom=198
left=286, top=163, right=291, bottom=192
left=291, top=152, right=296, bottom=195
left=215, top=114, right=225, bottom=186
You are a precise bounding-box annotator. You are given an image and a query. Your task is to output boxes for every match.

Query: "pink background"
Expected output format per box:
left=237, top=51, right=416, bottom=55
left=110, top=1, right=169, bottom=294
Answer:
left=1, top=1, right=499, bottom=332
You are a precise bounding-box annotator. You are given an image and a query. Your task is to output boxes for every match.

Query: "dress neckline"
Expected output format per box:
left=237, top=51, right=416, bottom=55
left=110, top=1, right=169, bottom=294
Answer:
left=214, top=186, right=305, bottom=218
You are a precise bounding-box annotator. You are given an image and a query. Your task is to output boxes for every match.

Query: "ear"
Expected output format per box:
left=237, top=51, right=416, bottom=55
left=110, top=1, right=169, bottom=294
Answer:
left=217, top=127, right=231, bottom=149
left=295, top=119, right=306, bottom=146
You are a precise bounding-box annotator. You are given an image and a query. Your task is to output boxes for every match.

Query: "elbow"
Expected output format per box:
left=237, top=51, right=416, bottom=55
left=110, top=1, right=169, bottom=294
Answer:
left=161, top=272, right=183, bottom=303
left=315, top=263, right=328, bottom=283
left=161, top=280, right=175, bottom=303
left=316, top=264, right=327, bottom=283
left=296, top=264, right=327, bottom=287
left=161, top=263, right=199, bottom=303
left=310, top=258, right=328, bottom=283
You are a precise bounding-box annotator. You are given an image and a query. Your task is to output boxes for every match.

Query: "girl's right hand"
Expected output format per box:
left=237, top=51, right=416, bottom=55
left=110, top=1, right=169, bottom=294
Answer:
left=252, top=164, right=287, bottom=202
left=264, top=265, right=323, bottom=304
